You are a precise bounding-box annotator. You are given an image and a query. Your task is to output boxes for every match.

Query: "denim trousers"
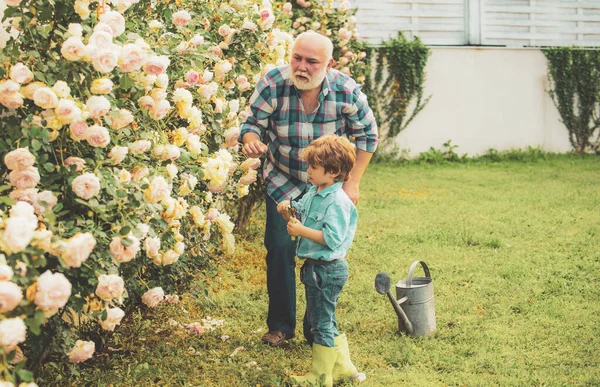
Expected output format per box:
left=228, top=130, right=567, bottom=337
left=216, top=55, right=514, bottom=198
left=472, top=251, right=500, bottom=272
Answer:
left=264, top=196, right=298, bottom=335
left=300, top=259, right=349, bottom=347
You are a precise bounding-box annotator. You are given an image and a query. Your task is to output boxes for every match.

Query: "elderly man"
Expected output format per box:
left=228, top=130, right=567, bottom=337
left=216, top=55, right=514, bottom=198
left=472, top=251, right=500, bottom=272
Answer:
left=240, top=31, right=378, bottom=347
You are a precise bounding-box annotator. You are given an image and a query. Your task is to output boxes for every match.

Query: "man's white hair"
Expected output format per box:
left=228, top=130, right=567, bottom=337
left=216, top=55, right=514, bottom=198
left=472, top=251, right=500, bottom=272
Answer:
left=292, top=31, right=334, bottom=60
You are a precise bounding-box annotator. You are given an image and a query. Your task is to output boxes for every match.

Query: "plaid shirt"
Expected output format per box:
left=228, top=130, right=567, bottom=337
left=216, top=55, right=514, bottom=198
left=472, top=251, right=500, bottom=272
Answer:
left=240, top=65, right=379, bottom=203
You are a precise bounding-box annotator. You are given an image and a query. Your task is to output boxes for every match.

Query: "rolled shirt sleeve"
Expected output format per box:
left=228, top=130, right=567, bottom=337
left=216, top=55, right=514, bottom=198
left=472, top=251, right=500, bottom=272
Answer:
left=344, top=86, right=379, bottom=153
left=239, top=77, right=276, bottom=142
left=322, top=199, right=357, bottom=251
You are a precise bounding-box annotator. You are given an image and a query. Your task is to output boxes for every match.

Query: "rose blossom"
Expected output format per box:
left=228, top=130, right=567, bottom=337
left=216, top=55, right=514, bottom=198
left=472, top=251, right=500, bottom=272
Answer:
left=117, top=169, right=131, bottom=184
left=33, top=87, right=58, bottom=109
left=148, top=20, right=162, bottom=32
left=61, top=37, right=86, bottom=61
left=218, top=24, right=231, bottom=37
left=62, top=232, right=96, bottom=268
left=71, top=173, right=101, bottom=200
left=0, top=318, right=26, bottom=352
left=223, top=127, right=240, bottom=147
left=100, top=307, right=125, bottom=331
left=137, top=95, right=155, bottom=111
left=85, top=125, right=111, bottom=148
left=172, top=10, right=191, bottom=27
left=129, top=140, right=152, bottom=154
left=283, top=2, right=292, bottom=13
left=92, top=48, right=118, bottom=73
left=142, top=287, right=164, bottom=308
left=99, top=10, right=125, bottom=36
left=33, top=190, right=58, bottom=215
left=34, top=271, right=72, bottom=311
left=143, top=176, right=170, bottom=203
left=4, top=0, right=22, bottom=6
left=206, top=208, right=220, bottom=221
left=149, top=99, right=170, bottom=120
left=90, top=78, right=113, bottom=95
left=95, top=274, right=124, bottom=301
left=214, top=60, right=233, bottom=79
left=68, top=340, right=95, bottom=363
left=0, top=264, right=14, bottom=281
left=86, top=96, right=110, bottom=118
left=9, top=63, right=33, bottom=85
left=131, top=166, right=149, bottom=181
left=4, top=148, right=35, bottom=171
left=156, top=73, right=169, bottom=89
left=119, top=43, right=146, bottom=72
left=109, top=236, right=140, bottom=263
left=55, top=99, right=81, bottom=124
left=185, top=70, right=200, bottom=84
left=69, top=120, right=89, bottom=141
left=144, top=55, right=170, bottom=75
left=64, top=156, right=86, bottom=171
left=10, top=188, right=37, bottom=206
left=189, top=34, right=204, bottom=46
left=109, top=109, right=134, bottom=130
left=240, top=158, right=261, bottom=171
left=240, top=169, right=258, bottom=185
left=143, top=237, right=160, bottom=257
left=9, top=167, right=40, bottom=190
left=0, top=282, right=23, bottom=313
left=89, top=30, right=113, bottom=48
left=2, top=214, right=36, bottom=253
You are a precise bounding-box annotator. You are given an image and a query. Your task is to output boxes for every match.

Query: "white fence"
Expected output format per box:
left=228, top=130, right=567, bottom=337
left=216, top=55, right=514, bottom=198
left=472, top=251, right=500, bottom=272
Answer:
left=354, top=0, right=600, bottom=47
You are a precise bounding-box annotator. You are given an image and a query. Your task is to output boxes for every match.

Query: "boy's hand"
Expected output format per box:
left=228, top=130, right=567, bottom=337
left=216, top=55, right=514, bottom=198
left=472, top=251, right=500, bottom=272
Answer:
left=287, top=217, right=303, bottom=237
left=277, top=200, right=292, bottom=221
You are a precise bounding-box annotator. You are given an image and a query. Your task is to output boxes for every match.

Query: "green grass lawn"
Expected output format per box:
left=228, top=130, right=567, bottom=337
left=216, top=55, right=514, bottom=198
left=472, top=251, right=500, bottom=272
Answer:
left=50, top=156, right=600, bottom=386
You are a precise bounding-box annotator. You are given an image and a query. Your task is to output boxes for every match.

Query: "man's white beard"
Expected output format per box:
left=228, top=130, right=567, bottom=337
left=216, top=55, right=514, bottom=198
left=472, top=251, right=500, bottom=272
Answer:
left=291, top=66, right=328, bottom=91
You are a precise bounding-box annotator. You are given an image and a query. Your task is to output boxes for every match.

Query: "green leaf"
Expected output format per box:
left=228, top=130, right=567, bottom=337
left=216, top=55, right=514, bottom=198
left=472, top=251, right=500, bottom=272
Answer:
left=43, top=162, right=55, bottom=172
left=31, top=139, right=41, bottom=151
left=33, top=71, right=47, bottom=83
left=17, top=369, right=34, bottom=382
left=119, top=226, right=131, bottom=236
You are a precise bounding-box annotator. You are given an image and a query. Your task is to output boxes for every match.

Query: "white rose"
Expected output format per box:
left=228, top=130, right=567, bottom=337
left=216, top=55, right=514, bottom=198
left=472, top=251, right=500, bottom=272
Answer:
left=9, top=63, right=33, bottom=85
left=74, top=0, right=91, bottom=19
left=33, top=87, right=58, bottom=109
left=149, top=99, right=170, bottom=120
left=86, top=95, right=111, bottom=118
left=95, top=274, right=124, bottom=301
left=137, top=96, right=155, bottom=110
left=34, top=271, right=72, bottom=311
left=9, top=167, right=40, bottom=190
left=190, top=34, right=204, bottom=46
left=119, top=43, right=146, bottom=73
left=68, top=340, right=95, bottom=363
left=129, top=140, right=152, bottom=153
left=55, top=98, right=81, bottom=124
left=148, top=20, right=162, bottom=32
left=90, top=78, right=113, bottom=95
left=109, top=109, right=134, bottom=130
left=0, top=264, right=14, bottom=281
left=92, top=48, right=118, bottom=73
left=64, top=156, right=86, bottom=171
left=62, top=232, right=96, bottom=268
left=99, top=10, right=125, bottom=36
left=33, top=190, right=58, bottom=215
left=144, top=55, right=170, bottom=75
left=0, top=281, right=23, bottom=313
left=143, top=237, right=160, bottom=257
left=0, top=318, right=26, bottom=352
left=143, top=176, right=170, bottom=203
left=71, top=173, right=101, bottom=200
left=100, top=307, right=125, bottom=331
left=88, top=30, right=113, bottom=48
left=68, top=23, right=83, bottom=37
left=156, top=74, right=168, bottom=89
left=117, top=169, right=131, bottom=184
left=52, top=80, right=70, bottom=98
left=4, top=148, right=35, bottom=171
left=172, top=10, right=191, bottom=27
left=142, top=287, right=164, bottom=308
left=109, top=236, right=140, bottom=263
left=61, top=37, right=86, bottom=61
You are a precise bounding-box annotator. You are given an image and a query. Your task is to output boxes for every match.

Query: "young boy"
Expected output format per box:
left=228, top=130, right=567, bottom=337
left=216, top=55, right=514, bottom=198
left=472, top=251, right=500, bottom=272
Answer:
left=277, top=135, right=366, bottom=386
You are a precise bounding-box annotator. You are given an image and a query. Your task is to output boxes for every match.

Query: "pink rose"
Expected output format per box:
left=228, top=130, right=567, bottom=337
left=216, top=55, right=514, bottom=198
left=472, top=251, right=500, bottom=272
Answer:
left=218, top=24, right=231, bottom=37
left=137, top=95, right=155, bottom=110
left=4, top=148, right=35, bottom=171
left=260, top=8, right=272, bottom=20
left=95, top=274, right=124, bottom=301
left=240, top=158, right=261, bottom=171
left=239, top=169, right=258, bottom=185
left=142, top=287, right=164, bottom=308
left=99, top=10, right=125, bottom=36
left=9, top=167, right=40, bottom=190
left=189, top=34, right=204, bottom=46
left=92, top=48, right=118, bottom=73
left=109, top=109, right=134, bottom=130
left=206, top=208, right=220, bottom=221
left=68, top=340, right=95, bottom=363
left=283, top=2, right=293, bottom=13
left=186, top=70, right=200, bottom=84
left=129, top=140, right=152, bottom=154
left=69, top=120, right=89, bottom=142
left=0, top=282, right=23, bottom=313
left=119, top=43, right=146, bottom=73
left=109, top=236, right=140, bottom=263
left=55, top=98, right=81, bottom=124
left=62, top=232, right=96, bottom=268
left=64, top=156, right=86, bottom=171
left=34, top=271, right=72, bottom=311
left=149, top=100, right=171, bottom=120
left=71, top=173, right=101, bottom=200
left=131, top=166, right=149, bottom=181
left=33, top=87, right=58, bottom=109
left=144, top=55, right=170, bottom=75
left=10, top=188, right=38, bottom=206
left=85, top=125, right=111, bottom=148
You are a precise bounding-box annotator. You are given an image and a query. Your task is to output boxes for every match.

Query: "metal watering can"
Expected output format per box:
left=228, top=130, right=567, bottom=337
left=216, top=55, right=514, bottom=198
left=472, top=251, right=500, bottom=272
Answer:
left=375, top=261, right=436, bottom=336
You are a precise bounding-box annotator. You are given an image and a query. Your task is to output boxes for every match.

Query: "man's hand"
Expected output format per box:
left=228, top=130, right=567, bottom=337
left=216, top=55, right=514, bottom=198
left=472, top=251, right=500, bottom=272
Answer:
left=277, top=200, right=292, bottom=222
left=241, top=133, right=268, bottom=158
left=342, top=180, right=360, bottom=205
left=287, top=217, right=304, bottom=237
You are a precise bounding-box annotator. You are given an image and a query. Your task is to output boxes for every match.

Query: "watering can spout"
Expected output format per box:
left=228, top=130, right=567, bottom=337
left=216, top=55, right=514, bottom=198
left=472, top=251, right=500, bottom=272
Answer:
left=375, top=272, right=414, bottom=335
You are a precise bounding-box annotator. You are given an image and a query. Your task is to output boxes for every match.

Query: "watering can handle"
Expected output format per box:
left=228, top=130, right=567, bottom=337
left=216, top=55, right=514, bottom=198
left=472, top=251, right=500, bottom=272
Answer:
left=406, top=261, right=431, bottom=288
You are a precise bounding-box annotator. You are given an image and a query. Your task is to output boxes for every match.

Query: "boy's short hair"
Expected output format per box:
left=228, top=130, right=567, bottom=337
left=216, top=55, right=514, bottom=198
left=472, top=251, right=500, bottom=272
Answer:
left=302, top=135, right=356, bottom=182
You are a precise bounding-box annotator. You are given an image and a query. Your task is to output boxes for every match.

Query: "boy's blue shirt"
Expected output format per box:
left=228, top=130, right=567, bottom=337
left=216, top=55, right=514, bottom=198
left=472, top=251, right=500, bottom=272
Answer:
left=293, top=181, right=357, bottom=261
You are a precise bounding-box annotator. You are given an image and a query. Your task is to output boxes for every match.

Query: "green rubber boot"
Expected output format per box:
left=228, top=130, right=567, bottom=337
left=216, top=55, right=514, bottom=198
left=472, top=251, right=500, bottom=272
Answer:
left=291, top=343, right=337, bottom=387
left=332, top=334, right=366, bottom=383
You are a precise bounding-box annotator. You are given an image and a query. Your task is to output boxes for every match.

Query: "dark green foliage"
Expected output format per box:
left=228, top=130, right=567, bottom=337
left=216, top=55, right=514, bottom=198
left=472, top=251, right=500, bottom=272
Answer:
left=544, top=47, right=600, bottom=153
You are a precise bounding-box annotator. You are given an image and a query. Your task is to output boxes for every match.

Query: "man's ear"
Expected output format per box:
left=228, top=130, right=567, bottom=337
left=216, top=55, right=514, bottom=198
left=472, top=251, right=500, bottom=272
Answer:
left=326, top=58, right=334, bottom=71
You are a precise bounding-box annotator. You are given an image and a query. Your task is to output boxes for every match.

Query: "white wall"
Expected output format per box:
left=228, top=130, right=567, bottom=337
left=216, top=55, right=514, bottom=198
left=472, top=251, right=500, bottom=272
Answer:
left=392, top=47, right=572, bottom=158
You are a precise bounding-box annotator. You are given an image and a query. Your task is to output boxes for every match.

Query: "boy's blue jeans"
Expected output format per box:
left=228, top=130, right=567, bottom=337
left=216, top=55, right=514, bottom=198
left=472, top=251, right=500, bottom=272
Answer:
left=300, top=259, right=349, bottom=347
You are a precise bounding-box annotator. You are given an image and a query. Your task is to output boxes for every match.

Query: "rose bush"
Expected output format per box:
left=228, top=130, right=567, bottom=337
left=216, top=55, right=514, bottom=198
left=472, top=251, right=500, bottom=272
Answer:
left=0, top=0, right=291, bottom=383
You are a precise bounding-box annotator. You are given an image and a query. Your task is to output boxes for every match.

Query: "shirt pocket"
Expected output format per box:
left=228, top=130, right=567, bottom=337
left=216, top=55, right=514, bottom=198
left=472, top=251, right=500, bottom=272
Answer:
left=306, top=211, right=325, bottom=228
